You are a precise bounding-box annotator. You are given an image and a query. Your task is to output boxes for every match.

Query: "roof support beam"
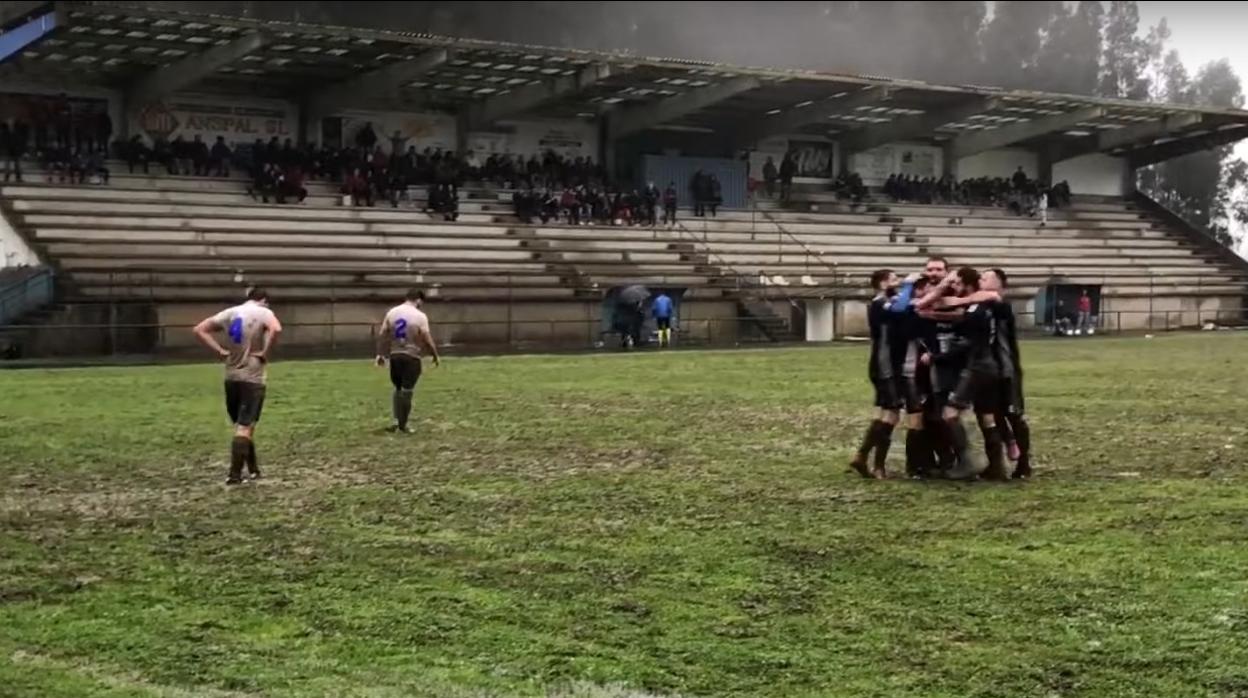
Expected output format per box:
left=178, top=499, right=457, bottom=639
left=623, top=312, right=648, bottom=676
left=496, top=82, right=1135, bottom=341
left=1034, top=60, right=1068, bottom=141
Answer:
left=1044, top=112, right=1205, bottom=163
left=947, top=106, right=1104, bottom=160
left=308, top=48, right=448, bottom=116
left=1129, top=124, right=1248, bottom=168
left=1100, top=113, right=1203, bottom=153
left=463, top=62, right=612, bottom=130
left=127, top=31, right=267, bottom=109
left=731, top=85, right=891, bottom=147
left=838, top=96, right=998, bottom=155
left=606, top=76, right=761, bottom=141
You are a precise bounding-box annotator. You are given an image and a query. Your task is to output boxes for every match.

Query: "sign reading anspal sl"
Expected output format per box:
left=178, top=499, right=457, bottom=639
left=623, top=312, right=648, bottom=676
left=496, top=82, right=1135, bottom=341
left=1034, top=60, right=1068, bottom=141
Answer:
left=134, top=97, right=295, bottom=146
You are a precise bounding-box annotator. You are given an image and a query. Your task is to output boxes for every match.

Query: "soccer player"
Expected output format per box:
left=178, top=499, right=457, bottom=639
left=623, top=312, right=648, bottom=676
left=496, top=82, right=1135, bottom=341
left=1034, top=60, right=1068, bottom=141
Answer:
left=900, top=275, right=936, bottom=478
left=912, top=256, right=958, bottom=475
left=982, top=268, right=1031, bottom=479
left=930, top=267, right=1011, bottom=480
left=192, top=287, right=282, bottom=485
left=850, top=268, right=917, bottom=479
left=375, top=288, right=440, bottom=433
left=652, top=290, right=674, bottom=348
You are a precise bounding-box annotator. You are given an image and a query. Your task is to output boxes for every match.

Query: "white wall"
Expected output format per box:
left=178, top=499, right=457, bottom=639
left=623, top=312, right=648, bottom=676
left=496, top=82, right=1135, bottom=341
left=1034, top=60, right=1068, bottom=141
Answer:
left=748, top=136, right=839, bottom=184
left=0, top=208, right=39, bottom=268
left=128, top=92, right=296, bottom=147
left=1052, top=153, right=1128, bottom=196
left=849, top=143, right=943, bottom=185
left=468, top=119, right=599, bottom=160
left=338, top=110, right=457, bottom=153
left=956, top=148, right=1037, bottom=181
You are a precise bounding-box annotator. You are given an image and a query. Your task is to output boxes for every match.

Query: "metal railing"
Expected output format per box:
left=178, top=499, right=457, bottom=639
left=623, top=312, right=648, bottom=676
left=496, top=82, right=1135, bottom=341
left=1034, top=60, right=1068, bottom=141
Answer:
left=2, top=306, right=1242, bottom=366
left=0, top=266, right=53, bottom=326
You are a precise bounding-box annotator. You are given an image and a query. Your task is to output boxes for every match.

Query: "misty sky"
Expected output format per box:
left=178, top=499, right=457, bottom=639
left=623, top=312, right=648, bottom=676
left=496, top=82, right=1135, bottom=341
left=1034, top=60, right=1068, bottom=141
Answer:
left=1138, top=1, right=1248, bottom=249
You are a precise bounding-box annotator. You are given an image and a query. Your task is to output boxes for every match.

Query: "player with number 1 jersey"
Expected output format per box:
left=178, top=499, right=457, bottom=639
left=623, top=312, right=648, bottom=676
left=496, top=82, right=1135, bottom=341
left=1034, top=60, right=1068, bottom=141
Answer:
left=192, top=288, right=283, bottom=484
left=376, top=288, right=440, bottom=433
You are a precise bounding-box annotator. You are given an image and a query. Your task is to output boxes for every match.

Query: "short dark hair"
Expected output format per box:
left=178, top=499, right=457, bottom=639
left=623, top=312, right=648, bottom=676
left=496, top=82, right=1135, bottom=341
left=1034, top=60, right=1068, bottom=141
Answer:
left=246, top=287, right=268, bottom=302
left=925, top=256, right=948, bottom=270
left=956, top=266, right=980, bottom=290
left=870, top=268, right=894, bottom=290
left=913, top=276, right=931, bottom=294
left=405, top=288, right=426, bottom=302
left=989, top=267, right=1009, bottom=288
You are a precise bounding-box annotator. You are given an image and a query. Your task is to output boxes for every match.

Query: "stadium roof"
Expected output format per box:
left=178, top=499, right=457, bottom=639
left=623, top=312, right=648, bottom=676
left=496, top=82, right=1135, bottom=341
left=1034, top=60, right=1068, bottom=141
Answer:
left=4, top=1, right=1248, bottom=166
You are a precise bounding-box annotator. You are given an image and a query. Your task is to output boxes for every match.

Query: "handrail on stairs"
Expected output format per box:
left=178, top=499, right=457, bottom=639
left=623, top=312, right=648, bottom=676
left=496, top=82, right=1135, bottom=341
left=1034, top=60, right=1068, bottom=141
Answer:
left=0, top=266, right=54, bottom=326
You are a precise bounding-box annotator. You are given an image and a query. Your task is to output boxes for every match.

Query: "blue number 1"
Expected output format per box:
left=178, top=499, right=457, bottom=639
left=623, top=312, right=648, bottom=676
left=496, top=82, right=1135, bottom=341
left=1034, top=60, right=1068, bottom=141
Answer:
left=394, top=319, right=408, bottom=339
left=228, top=317, right=244, bottom=344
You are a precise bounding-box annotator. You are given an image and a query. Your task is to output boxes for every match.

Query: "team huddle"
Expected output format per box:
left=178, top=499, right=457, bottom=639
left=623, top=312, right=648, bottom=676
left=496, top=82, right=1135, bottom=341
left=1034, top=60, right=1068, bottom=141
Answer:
left=192, top=287, right=438, bottom=484
left=851, top=256, right=1032, bottom=481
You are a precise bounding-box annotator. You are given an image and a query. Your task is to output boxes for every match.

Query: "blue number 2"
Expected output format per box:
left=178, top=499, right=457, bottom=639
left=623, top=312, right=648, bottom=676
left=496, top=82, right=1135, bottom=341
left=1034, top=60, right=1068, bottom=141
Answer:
left=394, top=319, right=408, bottom=340
left=228, top=317, right=244, bottom=344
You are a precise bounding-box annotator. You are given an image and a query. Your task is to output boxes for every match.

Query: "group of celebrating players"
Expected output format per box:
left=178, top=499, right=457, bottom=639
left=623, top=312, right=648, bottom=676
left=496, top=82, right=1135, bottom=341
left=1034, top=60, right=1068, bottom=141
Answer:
left=187, top=256, right=1028, bottom=486
left=851, top=256, right=1032, bottom=481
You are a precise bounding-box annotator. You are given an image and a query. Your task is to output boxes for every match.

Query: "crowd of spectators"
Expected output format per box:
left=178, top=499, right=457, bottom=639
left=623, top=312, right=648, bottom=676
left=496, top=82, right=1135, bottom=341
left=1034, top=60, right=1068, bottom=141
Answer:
left=513, top=182, right=678, bottom=227
left=2, top=100, right=113, bottom=184
left=883, top=167, right=1072, bottom=217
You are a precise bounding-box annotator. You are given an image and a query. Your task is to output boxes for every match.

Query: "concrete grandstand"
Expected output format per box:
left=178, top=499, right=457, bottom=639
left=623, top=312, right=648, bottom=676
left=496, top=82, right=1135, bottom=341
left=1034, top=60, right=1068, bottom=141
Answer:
left=2, top=1, right=1248, bottom=357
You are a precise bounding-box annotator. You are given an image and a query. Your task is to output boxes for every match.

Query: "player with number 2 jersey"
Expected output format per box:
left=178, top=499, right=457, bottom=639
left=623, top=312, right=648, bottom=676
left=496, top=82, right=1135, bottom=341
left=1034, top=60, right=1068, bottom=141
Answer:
left=376, top=288, right=440, bottom=433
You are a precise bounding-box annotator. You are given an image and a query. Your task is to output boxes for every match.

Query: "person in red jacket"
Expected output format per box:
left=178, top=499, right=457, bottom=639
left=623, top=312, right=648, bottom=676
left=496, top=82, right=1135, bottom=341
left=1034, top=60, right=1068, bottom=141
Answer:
left=1077, top=290, right=1093, bottom=333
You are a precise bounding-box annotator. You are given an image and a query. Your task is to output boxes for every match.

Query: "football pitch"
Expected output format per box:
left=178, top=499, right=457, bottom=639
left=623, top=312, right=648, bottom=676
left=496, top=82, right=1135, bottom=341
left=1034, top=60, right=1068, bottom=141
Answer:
left=2, top=333, right=1247, bottom=698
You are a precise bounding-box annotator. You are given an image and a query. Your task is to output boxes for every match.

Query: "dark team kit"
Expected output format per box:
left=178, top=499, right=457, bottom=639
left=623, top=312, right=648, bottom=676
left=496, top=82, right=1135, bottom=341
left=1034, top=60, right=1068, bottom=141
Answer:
left=854, top=258, right=1031, bottom=481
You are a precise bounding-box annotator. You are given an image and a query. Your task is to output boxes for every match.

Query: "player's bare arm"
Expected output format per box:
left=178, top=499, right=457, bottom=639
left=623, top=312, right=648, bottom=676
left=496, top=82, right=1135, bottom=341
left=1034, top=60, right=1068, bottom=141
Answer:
left=253, top=314, right=283, bottom=362
left=915, top=274, right=956, bottom=310
left=375, top=318, right=392, bottom=365
left=192, top=317, right=229, bottom=359
left=420, top=325, right=440, bottom=367
left=941, top=290, right=1002, bottom=308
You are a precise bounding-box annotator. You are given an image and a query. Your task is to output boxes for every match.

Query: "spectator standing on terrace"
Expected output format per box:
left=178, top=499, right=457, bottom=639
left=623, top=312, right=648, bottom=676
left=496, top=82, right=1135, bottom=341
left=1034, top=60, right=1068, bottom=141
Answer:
left=690, top=170, right=707, bottom=217
left=763, top=156, right=778, bottom=198
left=1077, top=291, right=1093, bottom=333
left=1036, top=190, right=1048, bottom=226
left=356, top=121, right=378, bottom=152
left=94, top=110, right=112, bottom=155
left=779, top=152, right=797, bottom=201
left=662, top=182, right=678, bottom=227
left=389, top=129, right=407, bottom=156
left=121, top=134, right=149, bottom=175
left=52, top=93, right=71, bottom=149
left=210, top=137, right=231, bottom=177
left=708, top=174, right=723, bottom=217
left=191, top=135, right=210, bottom=176
left=2, top=119, right=27, bottom=183
left=1012, top=166, right=1027, bottom=191
left=642, top=182, right=660, bottom=227
left=171, top=135, right=192, bottom=175
left=84, top=149, right=110, bottom=184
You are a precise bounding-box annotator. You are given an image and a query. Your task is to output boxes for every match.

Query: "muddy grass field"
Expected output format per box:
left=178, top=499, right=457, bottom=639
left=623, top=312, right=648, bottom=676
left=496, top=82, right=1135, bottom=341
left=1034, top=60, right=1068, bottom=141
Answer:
left=2, top=333, right=1247, bottom=697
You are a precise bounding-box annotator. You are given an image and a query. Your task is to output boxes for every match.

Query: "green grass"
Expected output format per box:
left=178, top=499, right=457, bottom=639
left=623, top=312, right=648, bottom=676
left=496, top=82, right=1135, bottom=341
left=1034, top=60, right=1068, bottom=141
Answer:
left=3, top=333, right=1248, bottom=697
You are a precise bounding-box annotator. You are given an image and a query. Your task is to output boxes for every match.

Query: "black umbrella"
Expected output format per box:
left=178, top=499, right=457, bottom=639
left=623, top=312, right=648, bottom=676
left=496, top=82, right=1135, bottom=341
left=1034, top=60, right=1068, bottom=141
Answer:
left=618, top=284, right=650, bottom=307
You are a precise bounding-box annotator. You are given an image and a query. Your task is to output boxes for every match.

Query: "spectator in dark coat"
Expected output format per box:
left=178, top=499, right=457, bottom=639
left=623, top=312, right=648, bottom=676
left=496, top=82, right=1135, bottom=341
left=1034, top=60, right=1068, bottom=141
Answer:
left=662, top=182, right=678, bottom=226
left=209, top=136, right=231, bottom=177
left=2, top=120, right=28, bottom=182
left=779, top=153, right=797, bottom=201
left=191, top=135, right=210, bottom=176
left=762, top=156, right=778, bottom=198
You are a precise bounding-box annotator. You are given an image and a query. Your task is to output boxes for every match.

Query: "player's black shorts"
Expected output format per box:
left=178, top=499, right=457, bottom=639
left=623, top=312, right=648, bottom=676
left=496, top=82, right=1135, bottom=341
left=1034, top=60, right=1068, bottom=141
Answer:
left=655, top=317, right=671, bottom=330
left=389, top=354, right=422, bottom=391
left=998, top=376, right=1025, bottom=415
left=904, top=370, right=932, bottom=414
left=948, top=369, right=1003, bottom=415
left=224, top=380, right=266, bottom=427
left=872, top=376, right=904, bottom=410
